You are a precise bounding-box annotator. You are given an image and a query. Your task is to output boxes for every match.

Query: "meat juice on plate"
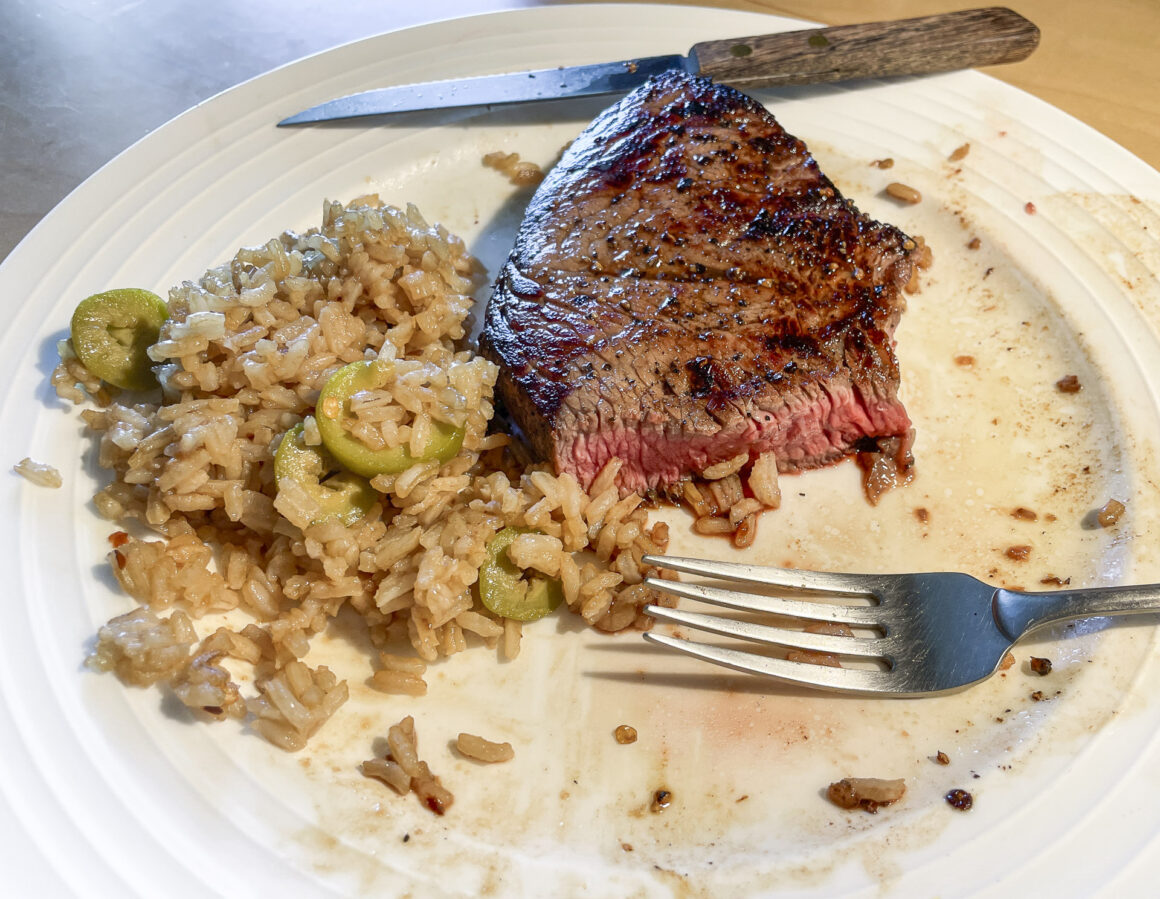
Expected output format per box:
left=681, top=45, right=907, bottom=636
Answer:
left=60, top=85, right=1149, bottom=896
left=272, top=136, right=1147, bottom=897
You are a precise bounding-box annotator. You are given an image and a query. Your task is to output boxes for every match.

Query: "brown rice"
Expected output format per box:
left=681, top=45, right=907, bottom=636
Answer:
left=455, top=732, right=515, bottom=763
left=55, top=197, right=672, bottom=752
left=13, top=457, right=62, bottom=488
left=482, top=151, right=544, bottom=187
left=361, top=715, right=454, bottom=814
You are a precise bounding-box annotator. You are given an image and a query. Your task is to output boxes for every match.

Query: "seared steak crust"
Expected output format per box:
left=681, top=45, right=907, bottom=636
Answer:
left=482, top=70, right=918, bottom=493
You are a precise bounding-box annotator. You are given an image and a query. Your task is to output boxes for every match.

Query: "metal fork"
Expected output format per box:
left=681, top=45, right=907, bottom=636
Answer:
left=640, top=555, right=1160, bottom=696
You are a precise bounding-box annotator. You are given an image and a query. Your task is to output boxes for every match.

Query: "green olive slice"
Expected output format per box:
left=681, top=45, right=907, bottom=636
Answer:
left=316, top=360, right=465, bottom=478
left=69, top=288, right=168, bottom=390
left=478, top=527, right=564, bottom=622
left=274, top=423, right=376, bottom=527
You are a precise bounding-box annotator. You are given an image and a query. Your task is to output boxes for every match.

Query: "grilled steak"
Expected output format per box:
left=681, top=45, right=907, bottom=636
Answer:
left=481, top=70, right=920, bottom=495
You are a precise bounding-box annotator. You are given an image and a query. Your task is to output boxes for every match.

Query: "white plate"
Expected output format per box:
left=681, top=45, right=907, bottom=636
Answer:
left=4, top=5, right=1160, bottom=895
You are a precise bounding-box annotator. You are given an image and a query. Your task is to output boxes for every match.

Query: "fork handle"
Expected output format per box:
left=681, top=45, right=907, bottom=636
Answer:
left=995, top=583, right=1160, bottom=639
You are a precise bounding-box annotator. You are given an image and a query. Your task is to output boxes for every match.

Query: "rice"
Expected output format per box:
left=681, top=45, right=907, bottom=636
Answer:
left=54, top=197, right=672, bottom=756
left=482, top=151, right=544, bottom=187
left=249, top=661, right=349, bottom=752
left=87, top=607, right=197, bottom=686
left=676, top=456, right=783, bottom=550
left=13, top=457, right=62, bottom=488
left=701, top=451, right=748, bottom=480
left=361, top=715, right=454, bottom=815
left=456, top=732, right=514, bottom=763
left=371, top=652, right=428, bottom=696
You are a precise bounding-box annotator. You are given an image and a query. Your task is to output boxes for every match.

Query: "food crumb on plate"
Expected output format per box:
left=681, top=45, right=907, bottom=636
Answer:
left=456, top=732, right=515, bottom=763
left=827, top=777, right=906, bottom=813
left=614, top=724, right=638, bottom=744
left=13, top=457, right=62, bottom=488
left=482, top=151, right=544, bottom=186
left=885, top=181, right=922, bottom=204
left=361, top=716, right=454, bottom=816
left=1096, top=498, right=1126, bottom=527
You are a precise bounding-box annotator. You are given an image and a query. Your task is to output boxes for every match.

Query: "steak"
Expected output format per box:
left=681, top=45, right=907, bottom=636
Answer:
left=481, top=70, right=921, bottom=495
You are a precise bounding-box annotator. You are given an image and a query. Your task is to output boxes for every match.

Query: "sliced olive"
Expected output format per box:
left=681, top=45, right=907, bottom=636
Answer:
left=69, top=288, right=168, bottom=390
left=478, top=527, right=564, bottom=622
left=274, top=423, right=376, bottom=527
left=315, top=360, right=465, bottom=478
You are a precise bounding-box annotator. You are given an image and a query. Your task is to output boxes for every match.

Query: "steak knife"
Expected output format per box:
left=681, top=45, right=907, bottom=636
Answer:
left=279, top=7, right=1038, bottom=126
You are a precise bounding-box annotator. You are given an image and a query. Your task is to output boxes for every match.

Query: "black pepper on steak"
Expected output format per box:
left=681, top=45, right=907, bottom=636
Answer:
left=480, top=70, right=921, bottom=498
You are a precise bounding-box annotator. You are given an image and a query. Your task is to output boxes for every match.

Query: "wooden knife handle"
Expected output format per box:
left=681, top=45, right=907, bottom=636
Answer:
left=691, top=7, right=1040, bottom=88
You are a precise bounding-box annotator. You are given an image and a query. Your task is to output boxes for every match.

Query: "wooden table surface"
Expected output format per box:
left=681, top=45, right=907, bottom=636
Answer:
left=1, top=0, right=1157, bottom=264
left=753, top=0, right=1160, bottom=169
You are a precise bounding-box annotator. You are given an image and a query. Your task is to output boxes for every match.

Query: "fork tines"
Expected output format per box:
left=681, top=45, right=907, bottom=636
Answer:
left=642, top=554, right=877, bottom=595
left=643, top=577, right=879, bottom=626
left=641, top=632, right=896, bottom=693
left=641, top=554, right=895, bottom=693
left=643, top=601, right=886, bottom=658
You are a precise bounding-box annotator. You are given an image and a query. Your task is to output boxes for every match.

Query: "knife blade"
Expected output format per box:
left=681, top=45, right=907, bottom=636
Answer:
left=279, top=7, right=1038, bottom=126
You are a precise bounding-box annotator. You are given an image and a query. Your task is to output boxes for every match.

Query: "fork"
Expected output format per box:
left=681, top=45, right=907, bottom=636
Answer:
left=640, top=555, right=1160, bottom=696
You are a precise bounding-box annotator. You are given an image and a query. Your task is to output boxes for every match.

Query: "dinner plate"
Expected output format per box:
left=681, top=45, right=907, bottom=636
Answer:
left=4, top=4, right=1160, bottom=895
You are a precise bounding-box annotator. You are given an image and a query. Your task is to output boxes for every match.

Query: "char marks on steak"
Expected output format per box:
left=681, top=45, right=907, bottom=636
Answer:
left=481, top=70, right=919, bottom=495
